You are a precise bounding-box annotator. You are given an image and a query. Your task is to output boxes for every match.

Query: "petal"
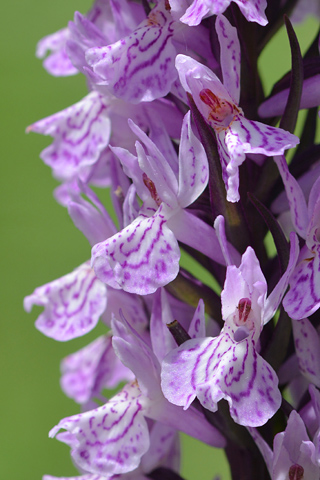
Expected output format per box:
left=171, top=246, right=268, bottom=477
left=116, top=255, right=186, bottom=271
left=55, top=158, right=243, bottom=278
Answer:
left=161, top=333, right=281, bottom=426
left=140, top=422, right=180, bottom=473
left=150, top=289, right=176, bottom=363
left=221, top=116, right=300, bottom=202
left=195, top=335, right=281, bottom=426
left=215, top=15, right=241, bottom=104
left=273, top=155, right=309, bottom=239
left=283, top=244, right=320, bottom=319
left=264, top=232, right=299, bottom=323
left=103, top=288, right=148, bottom=330
left=86, top=8, right=177, bottom=103
left=111, top=315, right=162, bottom=399
left=50, top=382, right=149, bottom=476
left=161, top=337, right=214, bottom=410
left=91, top=207, right=181, bottom=295
left=175, top=54, right=233, bottom=108
left=188, top=299, right=206, bottom=339
left=64, top=182, right=117, bottom=246
left=179, top=0, right=228, bottom=26
left=221, top=246, right=267, bottom=322
left=177, top=111, right=208, bottom=208
left=24, top=263, right=107, bottom=341
left=27, top=92, right=111, bottom=182
left=60, top=335, right=133, bottom=404
left=292, top=318, right=320, bottom=388
left=36, top=28, right=78, bottom=76
left=233, top=0, right=268, bottom=26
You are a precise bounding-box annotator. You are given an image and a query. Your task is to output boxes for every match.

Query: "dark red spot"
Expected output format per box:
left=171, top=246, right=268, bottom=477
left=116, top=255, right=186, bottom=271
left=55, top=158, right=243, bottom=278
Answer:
left=237, top=298, right=251, bottom=323
left=289, top=464, right=304, bottom=480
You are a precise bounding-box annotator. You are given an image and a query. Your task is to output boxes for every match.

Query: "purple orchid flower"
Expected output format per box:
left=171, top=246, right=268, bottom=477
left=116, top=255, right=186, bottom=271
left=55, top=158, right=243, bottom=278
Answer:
left=85, top=0, right=216, bottom=104
left=28, top=88, right=184, bottom=187
left=91, top=111, right=238, bottom=295
left=169, top=0, right=268, bottom=27
left=250, top=406, right=320, bottom=479
left=176, top=15, right=300, bottom=202
left=85, top=2, right=177, bottom=103
left=49, top=313, right=225, bottom=477
left=161, top=234, right=299, bottom=427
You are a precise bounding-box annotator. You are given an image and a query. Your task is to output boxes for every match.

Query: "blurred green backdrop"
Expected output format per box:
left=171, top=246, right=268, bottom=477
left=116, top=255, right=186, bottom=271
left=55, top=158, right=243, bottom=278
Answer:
left=1, top=1, right=319, bottom=479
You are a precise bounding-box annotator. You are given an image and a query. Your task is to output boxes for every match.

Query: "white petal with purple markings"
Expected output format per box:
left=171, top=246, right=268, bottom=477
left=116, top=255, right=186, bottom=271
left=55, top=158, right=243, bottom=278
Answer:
left=91, top=206, right=181, bottom=295
left=50, top=382, right=149, bottom=476
left=215, top=15, right=241, bottom=104
left=24, top=262, right=107, bottom=341
left=27, top=91, right=111, bottom=182
left=220, top=116, right=299, bottom=202
left=161, top=328, right=281, bottom=427
left=292, top=318, right=320, bottom=388
left=86, top=7, right=177, bottom=103
left=283, top=245, right=320, bottom=320
left=177, top=111, right=208, bottom=208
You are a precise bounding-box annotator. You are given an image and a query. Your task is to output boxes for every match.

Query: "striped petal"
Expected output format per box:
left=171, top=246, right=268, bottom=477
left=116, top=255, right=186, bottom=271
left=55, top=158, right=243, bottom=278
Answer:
left=27, top=91, right=111, bottom=182
left=91, top=206, right=180, bottom=295
left=50, top=382, right=149, bottom=476
left=24, top=262, right=107, bottom=341
left=86, top=7, right=177, bottom=103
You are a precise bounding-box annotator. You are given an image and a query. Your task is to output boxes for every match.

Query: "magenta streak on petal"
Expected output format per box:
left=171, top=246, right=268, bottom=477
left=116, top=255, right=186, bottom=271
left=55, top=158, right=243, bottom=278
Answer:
left=188, top=341, right=213, bottom=391
left=115, top=216, right=166, bottom=270
left=236, top=117, right=252, bottom=145
left=114, top=21, right=174, bottom=92
left=86, top=401, right=142, bottom=447
left=52, top=275, right=99, bottom=320
left=204, top=335, right=232, bottom=382
left=62, top=103, right=107, bottom=152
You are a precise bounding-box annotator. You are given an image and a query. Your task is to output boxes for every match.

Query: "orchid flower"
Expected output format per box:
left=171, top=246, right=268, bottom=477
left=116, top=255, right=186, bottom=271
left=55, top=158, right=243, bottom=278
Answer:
left=161, top=234, right=299, bottom=427
left=49, top=313, right=225, bottom=476
left=176, top=15, right=299, bottom=202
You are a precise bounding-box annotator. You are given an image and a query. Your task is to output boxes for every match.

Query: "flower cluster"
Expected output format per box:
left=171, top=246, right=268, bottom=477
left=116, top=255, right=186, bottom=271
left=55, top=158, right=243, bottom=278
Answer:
left=26, top=1, right=320, bottom=479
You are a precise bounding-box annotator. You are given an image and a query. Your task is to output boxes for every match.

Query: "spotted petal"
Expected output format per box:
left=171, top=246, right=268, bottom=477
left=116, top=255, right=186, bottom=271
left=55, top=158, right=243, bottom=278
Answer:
left=27, top=91, right=111, bottom=182
left=215, top=15, right=241, bottom=104
left=91, top=206, right=181, bottom=295
left=50, top=382, right=149, bottom=476
left=283, top=244, right=320, bottom=320
left=24, top=262, right=107, bottom=341
left=177, top=111, right=208, bottom=208
left=218, top=116, right=299, bottom=202
left=86, top=7, right=177, bottom=103
left=161, top=332, right=281, bottom=427
left=292, top=318, right=320, bottom=388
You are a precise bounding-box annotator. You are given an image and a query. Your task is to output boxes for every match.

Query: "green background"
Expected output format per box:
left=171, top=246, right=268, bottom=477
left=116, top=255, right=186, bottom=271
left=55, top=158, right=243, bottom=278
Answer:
left=1, top=2, right=319, bottom=479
